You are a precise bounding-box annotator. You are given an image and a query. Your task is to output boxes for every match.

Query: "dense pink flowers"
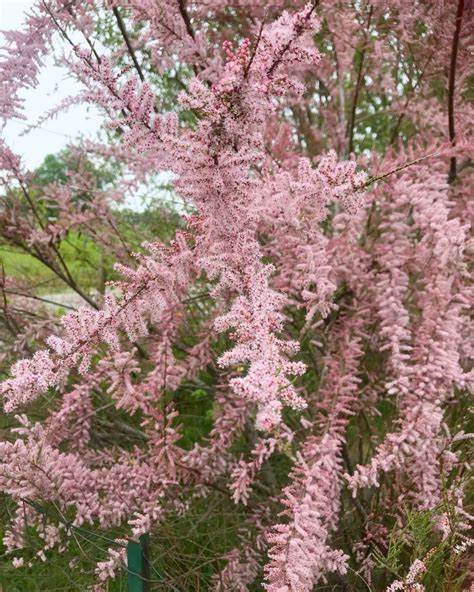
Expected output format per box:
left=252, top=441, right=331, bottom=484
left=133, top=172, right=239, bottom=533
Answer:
left=0, top=0, right=472, bottom=589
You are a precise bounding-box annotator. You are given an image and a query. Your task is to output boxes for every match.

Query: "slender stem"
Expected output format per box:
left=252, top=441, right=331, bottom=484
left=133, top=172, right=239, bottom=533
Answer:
left=244, top=15, right=266, bottom=79
left=66, top=4, right=102, bottom=65
left=361, top=149, right=444, bottom=189
left=347, top=6, right=373, bottom=155
left=447, top=0, right=465, bottom=184
left=15, top=174, right=99, bottom=309
left=2, top=289, right=78, bottom=311
left=112, top=7, right=145, bottom=82
left=267, top=0, right=320, bottom=77
left=177, top=0, right=195, bottom=40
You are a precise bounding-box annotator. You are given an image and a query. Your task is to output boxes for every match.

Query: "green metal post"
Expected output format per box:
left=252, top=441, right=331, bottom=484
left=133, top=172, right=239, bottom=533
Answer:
left=127, top=534, right=150, bottom=592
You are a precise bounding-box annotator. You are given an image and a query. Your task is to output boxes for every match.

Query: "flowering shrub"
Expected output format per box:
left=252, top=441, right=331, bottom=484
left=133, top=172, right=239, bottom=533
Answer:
left=0, top=1, right=472, bottom=590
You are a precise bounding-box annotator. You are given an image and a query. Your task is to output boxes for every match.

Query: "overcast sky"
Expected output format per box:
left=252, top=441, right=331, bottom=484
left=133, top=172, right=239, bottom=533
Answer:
left=0, top=1, right=178, bottom=212
left=0, top=0, right=103, bottom=169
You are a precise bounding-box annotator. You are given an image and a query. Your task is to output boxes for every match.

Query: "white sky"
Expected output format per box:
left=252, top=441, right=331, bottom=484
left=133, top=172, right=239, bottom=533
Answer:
left=0, top=1, right=178, bottom=212
left=0, top=0, right=103, bottom=169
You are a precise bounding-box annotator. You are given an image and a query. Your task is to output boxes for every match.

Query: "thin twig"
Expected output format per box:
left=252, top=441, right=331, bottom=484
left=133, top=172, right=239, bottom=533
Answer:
left=2, top=289, right=77, bottom=311
left=361, top=149, right=445, bottom=189
left=244, top=14, right=266, bottom=78
left=267, top=0, right=320, bottom=77
left=112, top=7, right=145, bottom=82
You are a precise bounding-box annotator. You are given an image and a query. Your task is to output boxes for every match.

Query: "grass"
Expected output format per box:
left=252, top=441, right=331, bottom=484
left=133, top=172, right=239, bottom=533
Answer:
left=0, top=233, right=107, bottom=296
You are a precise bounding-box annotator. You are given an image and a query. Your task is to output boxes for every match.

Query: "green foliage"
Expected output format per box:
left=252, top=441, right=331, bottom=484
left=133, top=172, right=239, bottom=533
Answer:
left=0, top=496, right=127, bottom=591
left=371, top=504, right=471, bottom=592
left=33, top=150, right=118, bottom=205
left=0, top=233, right=101, bottom=294
left=0, top=232, right=106, bottom=294
left=114, top=205, right=184, bottom=250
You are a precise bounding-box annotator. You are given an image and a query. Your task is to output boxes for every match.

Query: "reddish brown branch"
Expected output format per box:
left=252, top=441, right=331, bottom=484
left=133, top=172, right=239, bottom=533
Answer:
left=112, top=6, right=145, bottom=82
left=267, top=0, right=320, bottom=77
left=347, top=6, right=373, bottom=156
left=362, top=149, right=445, bottom=189
left=447, top=0, right=465, bottom=184
left=177, top=0, right=196, bottom=40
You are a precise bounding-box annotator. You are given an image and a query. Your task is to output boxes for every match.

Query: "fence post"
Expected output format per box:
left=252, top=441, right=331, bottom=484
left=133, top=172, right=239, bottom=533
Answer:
left=127, top=533, right=150, bottom=592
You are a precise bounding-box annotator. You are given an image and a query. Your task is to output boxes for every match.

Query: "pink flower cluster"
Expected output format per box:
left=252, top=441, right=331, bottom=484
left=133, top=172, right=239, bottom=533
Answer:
left=0, top=0, right=472, bottom=589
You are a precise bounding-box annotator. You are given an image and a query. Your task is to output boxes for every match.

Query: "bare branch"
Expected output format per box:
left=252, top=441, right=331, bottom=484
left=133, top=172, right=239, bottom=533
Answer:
left=112, top=6, right=145, bottom=82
